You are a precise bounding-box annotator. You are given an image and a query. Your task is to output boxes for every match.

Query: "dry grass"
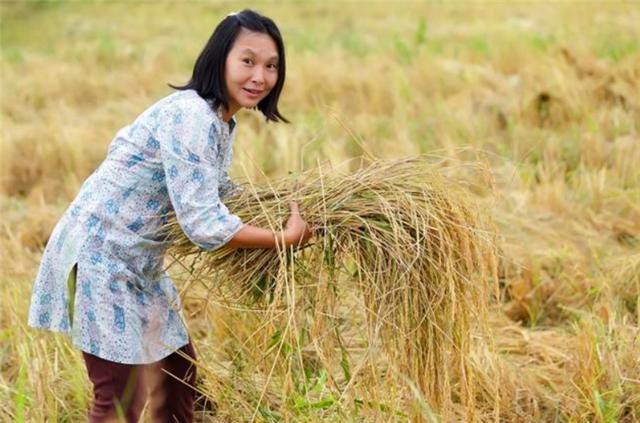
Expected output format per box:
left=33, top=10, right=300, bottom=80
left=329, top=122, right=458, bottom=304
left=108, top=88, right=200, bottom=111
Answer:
left=2, top=1, right=639, bottom=422
left=168, top=158, right=497, bottom=420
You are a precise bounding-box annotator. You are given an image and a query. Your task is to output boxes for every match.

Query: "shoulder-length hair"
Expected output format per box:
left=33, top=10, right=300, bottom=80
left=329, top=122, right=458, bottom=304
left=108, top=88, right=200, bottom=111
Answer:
left=170, top=9, right=288, bottom=123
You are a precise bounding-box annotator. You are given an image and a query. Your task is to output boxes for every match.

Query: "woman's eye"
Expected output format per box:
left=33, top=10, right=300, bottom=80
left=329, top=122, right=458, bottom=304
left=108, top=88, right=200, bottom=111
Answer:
left=267, top=63, right=278, bottom=70
left=242, top=58, right=253, bottom=65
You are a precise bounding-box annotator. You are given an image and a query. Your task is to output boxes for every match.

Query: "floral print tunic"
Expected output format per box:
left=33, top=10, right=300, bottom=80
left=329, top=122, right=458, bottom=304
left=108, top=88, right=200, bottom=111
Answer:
left=28, top=89, right=243, bottom=364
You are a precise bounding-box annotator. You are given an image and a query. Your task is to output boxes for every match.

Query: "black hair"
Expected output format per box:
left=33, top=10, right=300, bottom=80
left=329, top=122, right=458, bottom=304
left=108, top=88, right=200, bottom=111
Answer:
left=170, top=9, right=288, bottom=123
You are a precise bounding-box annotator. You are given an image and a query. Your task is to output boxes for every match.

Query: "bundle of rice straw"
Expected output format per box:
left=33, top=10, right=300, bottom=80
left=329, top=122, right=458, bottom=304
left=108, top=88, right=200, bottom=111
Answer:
left=168, top=158, right=497, bottom=419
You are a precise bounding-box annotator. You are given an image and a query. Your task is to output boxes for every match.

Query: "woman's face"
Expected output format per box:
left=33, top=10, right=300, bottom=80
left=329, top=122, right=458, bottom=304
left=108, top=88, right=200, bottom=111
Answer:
left=224, top=29, right=279, bottom=120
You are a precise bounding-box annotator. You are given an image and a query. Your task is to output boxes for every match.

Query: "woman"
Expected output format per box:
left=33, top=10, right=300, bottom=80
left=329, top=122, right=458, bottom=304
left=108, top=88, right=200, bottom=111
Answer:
left=28, top=9, right=312, bottom=422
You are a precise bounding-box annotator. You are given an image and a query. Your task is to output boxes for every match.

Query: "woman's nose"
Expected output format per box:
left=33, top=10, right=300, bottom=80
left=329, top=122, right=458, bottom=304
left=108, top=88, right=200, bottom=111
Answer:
left=252, top=67, right=265, bottom=85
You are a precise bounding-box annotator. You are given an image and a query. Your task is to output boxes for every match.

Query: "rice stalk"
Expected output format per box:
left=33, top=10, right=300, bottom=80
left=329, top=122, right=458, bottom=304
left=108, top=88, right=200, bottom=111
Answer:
left=167, top=157, right=498, bottom=418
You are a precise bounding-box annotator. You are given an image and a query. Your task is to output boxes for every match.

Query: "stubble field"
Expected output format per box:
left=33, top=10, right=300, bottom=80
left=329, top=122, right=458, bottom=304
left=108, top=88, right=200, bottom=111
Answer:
left=1, top=1, right=639, bottom=421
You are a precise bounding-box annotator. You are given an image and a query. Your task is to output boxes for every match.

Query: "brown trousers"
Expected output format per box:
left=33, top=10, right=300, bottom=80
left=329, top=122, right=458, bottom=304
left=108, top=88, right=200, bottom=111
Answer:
left=82, top=342, right=197, bottom=422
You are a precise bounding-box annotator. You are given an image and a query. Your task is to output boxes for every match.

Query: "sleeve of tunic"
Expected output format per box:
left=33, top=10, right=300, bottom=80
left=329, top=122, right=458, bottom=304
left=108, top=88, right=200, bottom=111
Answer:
left=156, top=103, right=243, bottom=250
left=218, top=148, right=244, bottom=200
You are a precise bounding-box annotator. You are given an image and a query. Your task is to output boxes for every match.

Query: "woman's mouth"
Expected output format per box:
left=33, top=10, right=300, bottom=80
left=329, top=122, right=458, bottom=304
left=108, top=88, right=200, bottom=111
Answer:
left=243, top=88, right=263, bottom=98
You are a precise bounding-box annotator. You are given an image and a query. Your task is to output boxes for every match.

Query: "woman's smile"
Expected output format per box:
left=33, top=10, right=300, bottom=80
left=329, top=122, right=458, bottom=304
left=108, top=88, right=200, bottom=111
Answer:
left=242, top=87, right=264, bottom=98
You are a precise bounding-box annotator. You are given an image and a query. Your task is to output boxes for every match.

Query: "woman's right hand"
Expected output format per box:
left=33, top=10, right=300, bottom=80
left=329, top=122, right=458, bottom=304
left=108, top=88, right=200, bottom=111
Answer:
left=283, top=201, right=313, bottom=247
left=226, top=201, right=313, bottom=250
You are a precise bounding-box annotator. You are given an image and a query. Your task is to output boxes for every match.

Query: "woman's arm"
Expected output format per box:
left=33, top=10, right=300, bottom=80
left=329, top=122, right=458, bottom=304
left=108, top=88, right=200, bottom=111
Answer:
left=226, top=201, right=313, bottom=249
left=225, top=224, right=283, bottom=249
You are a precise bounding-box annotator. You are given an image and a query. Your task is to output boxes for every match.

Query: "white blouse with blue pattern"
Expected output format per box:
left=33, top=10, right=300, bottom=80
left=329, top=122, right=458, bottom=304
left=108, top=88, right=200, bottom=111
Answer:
left=28, top=89, right=243, bottom=364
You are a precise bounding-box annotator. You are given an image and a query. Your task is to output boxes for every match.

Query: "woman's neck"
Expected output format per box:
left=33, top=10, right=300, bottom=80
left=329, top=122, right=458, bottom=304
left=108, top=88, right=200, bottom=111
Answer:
left=221, top=104, right=240, bottom=123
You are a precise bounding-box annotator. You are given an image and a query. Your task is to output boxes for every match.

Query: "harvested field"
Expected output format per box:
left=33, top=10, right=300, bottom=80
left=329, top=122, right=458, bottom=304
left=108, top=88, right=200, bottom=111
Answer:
left=1, top=2, right=639, bottom=421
